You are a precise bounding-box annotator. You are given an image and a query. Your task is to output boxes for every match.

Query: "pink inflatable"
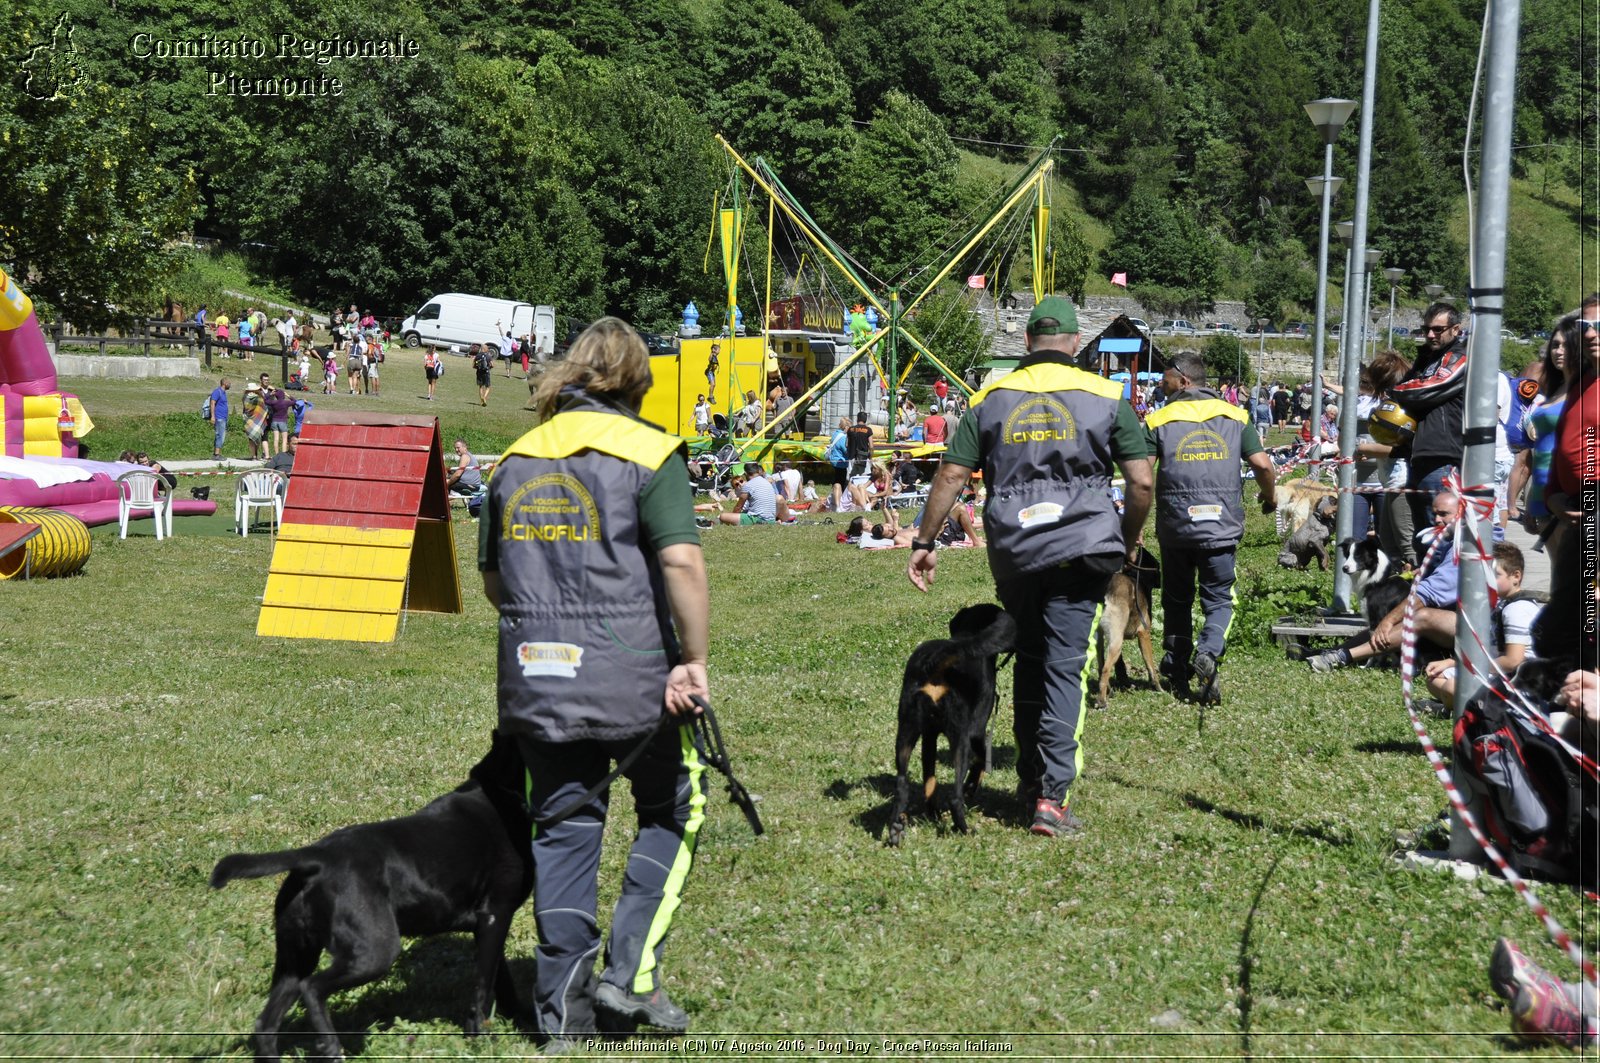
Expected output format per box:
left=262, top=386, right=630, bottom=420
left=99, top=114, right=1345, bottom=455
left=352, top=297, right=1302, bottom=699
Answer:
left=0, top=266, right=85, bottom=458
left=0, top=456, right=216, bottom=525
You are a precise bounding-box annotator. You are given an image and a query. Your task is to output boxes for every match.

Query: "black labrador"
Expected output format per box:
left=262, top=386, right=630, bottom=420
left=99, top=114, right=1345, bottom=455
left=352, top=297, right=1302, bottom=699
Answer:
left=886, top=603, right=1018, bottom=846
left=211, top=731, right=533, bottom=1062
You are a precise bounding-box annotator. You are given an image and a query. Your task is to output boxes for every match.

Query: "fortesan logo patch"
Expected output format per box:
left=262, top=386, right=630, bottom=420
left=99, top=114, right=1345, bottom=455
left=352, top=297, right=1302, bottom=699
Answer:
left=517, top=642, right=584, bottom=678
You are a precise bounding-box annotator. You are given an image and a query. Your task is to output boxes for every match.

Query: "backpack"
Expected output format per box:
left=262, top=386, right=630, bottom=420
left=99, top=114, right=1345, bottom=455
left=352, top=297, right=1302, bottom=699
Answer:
left=1453, top=680, right=1599, bottom=890
left=201, top=394, right=211, bottom=420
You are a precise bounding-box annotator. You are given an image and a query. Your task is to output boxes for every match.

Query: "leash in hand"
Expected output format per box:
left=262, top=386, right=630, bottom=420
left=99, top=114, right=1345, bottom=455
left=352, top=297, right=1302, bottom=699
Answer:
left=535, top=697, right=765, bottom=836
left=689, top=695, right=765, bottom=836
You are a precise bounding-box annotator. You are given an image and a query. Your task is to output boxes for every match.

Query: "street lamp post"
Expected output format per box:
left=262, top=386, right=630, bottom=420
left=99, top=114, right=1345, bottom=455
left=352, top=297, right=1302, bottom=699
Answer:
left=1384, top=266, right=1405, bottom=347
left=1425, top=283, right=1446, bottom=302
left=1363, top=248, right=1382, bottom=361
left=1335, top=219, right=1356, bottom=388
left=1303, top=99, right=1356, bottom=437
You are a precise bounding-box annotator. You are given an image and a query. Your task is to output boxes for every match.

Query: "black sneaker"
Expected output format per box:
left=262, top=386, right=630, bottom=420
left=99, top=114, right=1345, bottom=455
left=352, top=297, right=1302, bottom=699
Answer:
left=1029, top=798, right=1084, bottom=837
left=1191, top=652, right=1220, bottom=705
left=595, top=982, right=688, bottom=1033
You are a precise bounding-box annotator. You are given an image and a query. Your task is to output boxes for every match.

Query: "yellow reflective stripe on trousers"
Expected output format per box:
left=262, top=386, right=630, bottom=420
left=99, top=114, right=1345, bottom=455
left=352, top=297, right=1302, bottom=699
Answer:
left=632, top=724, right=707, bottom=994
left=1065, top=601, right=1102, bottom=807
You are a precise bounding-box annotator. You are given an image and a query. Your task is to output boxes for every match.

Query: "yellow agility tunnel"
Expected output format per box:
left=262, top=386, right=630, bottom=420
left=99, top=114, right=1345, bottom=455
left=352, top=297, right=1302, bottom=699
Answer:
left=0, top=507, right=91, bottom=579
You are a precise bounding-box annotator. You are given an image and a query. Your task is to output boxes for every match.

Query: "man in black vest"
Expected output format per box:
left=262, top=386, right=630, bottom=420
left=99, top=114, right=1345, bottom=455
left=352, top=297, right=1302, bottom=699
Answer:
left=908, top=296, right=1153, bottom=837
left=1391, top=302, right=1468, bottom=542
left=1145, top=352, right=1277, bottom=705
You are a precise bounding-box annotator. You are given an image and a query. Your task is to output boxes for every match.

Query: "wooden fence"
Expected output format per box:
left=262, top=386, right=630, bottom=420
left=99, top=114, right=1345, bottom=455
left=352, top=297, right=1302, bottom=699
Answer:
left=49, top=318, right=204, bottom=357
left=49, top=320, right=296, bottom=383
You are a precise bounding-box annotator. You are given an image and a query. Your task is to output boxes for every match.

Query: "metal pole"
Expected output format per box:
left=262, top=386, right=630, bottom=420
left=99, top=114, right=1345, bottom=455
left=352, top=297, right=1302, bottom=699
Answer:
left=1450, top=0, right=1520, bottom=858
left=1387, top=283, right=1398, bottom=345
left=1310, top=142, right=1336, bottom=441
left=1332, top=0, right=1381, bottom=613
left=1363, top=257, right=1377, bottom=363
left=889, top=289, right=901, bottom=439
left=1337, top=240, right=1356, bottom=412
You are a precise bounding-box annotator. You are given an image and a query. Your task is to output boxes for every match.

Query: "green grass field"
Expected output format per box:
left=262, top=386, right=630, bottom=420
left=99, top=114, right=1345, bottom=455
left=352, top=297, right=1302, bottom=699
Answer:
left=0, top=368, right=1588, bottom=1060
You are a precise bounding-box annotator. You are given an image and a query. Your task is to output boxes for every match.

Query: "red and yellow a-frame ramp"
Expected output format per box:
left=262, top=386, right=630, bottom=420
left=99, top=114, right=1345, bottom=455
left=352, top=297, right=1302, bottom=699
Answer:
left=258, top=412, right=463, bottom=642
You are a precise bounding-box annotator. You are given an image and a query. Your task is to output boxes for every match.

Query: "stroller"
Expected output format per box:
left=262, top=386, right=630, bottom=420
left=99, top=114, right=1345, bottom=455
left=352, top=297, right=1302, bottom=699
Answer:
left=692, top=415, right=740, bottom=497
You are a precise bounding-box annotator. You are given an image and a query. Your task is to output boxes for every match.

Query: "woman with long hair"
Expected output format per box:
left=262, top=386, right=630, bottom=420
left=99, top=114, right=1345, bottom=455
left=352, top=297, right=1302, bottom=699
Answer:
left=485, top=318, right=710, bottom=1045
left=1521, top=317, right=1578, bottom=531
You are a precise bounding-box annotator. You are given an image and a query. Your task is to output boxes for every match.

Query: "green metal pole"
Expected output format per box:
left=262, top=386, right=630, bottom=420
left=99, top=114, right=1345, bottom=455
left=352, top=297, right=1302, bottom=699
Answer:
left=889, top=290, right=901, bottom=443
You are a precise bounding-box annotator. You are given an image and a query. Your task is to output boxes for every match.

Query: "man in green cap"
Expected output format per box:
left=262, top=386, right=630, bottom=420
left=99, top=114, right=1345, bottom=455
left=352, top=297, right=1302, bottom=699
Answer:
left=907, top=295, right=1153, bottom=837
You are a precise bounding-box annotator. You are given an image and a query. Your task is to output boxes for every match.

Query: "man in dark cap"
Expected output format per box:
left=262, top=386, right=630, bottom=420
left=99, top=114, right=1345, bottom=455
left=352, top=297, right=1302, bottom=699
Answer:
left=907, top=296, right=1153, bottom=837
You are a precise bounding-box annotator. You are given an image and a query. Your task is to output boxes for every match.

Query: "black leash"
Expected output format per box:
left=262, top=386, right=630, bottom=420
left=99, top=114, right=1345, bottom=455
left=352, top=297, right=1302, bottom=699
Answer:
left=533, top=716, right=664, bottom=829
left=688, top=695, right=765, bottom=836
left=533, top=695, right=764, bottom=836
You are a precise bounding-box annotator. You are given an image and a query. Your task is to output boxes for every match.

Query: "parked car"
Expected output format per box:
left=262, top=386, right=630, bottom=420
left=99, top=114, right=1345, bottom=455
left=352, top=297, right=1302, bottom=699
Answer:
left=639, top=331, right=677, bottom=357
left=1208, top=322, right=1239, bottom=336
left=1158, top=319, right=1196, bottom=335
left=1283, top=321, right=1310, bottom=336
left=1127, top=318, right=1152, bottom=335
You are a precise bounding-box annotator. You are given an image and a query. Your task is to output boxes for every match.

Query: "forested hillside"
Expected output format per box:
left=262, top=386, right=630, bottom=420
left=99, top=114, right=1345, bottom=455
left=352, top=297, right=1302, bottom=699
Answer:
left=2, top=0, right=1590, bottom=332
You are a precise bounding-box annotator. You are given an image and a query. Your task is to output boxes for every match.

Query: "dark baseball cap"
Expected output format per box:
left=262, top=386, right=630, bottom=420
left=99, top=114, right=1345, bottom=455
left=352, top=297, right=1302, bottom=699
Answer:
left=1027, top=296, right=1079, bottom=335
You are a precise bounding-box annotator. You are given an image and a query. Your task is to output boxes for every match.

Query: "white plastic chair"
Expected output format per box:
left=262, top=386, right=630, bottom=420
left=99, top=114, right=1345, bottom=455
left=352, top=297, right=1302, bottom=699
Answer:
left=117, top=470, right=172, bottom=540
left=235, top=469, right=286, bottom=538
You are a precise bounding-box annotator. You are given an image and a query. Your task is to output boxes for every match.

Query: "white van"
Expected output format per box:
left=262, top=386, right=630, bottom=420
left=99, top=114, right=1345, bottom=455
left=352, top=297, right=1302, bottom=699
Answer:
left=400, top=293, right=533, bottom=351
left=532, top=306, right=556, bottom=360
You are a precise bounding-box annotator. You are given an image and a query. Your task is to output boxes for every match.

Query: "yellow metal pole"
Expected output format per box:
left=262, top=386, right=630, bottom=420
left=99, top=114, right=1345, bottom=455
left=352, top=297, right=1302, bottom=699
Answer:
left=703, top=190, right=720, bottom=273
left=897, top=352, right=923, bottom=387
left=763, top=192, right=775, bottom=346
left=717, top=135, right=888, bottom=319
left=903, top=161, right=1052, bottom=317
left=899, top=330, right=976, bottom=397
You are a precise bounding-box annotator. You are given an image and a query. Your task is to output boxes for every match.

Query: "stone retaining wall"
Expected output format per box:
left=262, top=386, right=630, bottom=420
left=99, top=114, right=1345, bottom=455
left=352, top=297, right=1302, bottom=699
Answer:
left=54, top=353, right=204, bottom=379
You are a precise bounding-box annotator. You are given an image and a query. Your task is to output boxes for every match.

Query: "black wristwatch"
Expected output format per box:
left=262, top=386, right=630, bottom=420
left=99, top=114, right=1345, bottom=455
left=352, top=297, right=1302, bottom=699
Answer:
left=910, top=538, right=937, bottom=553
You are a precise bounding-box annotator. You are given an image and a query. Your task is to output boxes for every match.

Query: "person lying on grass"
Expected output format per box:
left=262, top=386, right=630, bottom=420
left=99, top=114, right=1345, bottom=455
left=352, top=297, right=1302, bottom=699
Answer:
left=842, top=501, right=982, bottom=549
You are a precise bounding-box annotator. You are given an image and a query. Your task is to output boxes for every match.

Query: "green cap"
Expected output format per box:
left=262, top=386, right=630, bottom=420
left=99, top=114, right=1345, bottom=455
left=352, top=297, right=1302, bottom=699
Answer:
left=1027, top=296, right=1079, bottom=335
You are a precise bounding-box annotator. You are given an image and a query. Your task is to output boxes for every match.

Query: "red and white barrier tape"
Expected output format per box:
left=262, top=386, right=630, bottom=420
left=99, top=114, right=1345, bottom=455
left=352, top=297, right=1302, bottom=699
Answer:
left=1398, top=500, right=1598, bottom=996
left=176, top=461, right=496, bottom=476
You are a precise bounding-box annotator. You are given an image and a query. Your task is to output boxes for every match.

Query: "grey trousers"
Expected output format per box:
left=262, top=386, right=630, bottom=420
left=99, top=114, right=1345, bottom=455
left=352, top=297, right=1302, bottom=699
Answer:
left=1158, top=543, right=1238, bottom=662
left=515, top=727, right=705, bottom=1037
left=997, top=560, right=1111, bottom=805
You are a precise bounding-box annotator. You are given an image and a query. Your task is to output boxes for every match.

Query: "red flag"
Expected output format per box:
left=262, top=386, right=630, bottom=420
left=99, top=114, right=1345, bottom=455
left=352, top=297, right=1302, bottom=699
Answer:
left=1111, top=272, right=1128, bottom=288
left=966, top=275, right=986, bottom=289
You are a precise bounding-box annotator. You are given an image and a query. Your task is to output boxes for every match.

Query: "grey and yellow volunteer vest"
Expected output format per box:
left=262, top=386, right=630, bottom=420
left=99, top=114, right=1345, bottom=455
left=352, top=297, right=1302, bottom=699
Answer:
left=491, top=402, right=684, bottom=743
left=969, top=362, right=1125, bottom=580
left=1145, top=393, right=1248, bottom=549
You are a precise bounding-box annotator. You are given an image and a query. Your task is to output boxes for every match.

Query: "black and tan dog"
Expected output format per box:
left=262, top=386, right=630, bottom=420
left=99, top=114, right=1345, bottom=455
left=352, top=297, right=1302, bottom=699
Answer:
left=886, top=603, right=1017, bottom=846
left=1095, top=546, right=1163, bottom=709
left=211, top=731, right=533, bottom=1062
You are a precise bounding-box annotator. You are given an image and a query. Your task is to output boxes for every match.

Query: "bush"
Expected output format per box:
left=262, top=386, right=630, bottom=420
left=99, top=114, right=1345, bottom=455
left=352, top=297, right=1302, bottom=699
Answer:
left=1201, top=334, right=1246, bottom=381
